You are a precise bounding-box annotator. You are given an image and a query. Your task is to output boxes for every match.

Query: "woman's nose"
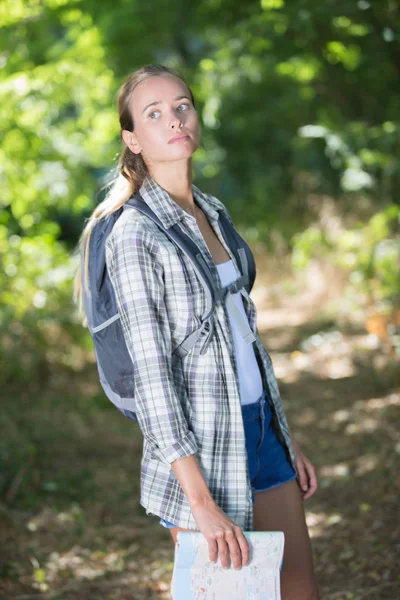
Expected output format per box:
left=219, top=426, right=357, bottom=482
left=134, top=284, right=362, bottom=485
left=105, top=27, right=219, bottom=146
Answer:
left=169, top=109, right=183, bottom=128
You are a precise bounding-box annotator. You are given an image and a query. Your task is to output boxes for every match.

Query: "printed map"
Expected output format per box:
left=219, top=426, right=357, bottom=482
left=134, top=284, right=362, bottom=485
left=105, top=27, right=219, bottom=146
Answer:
left=171, top=530, right=284, bottom=600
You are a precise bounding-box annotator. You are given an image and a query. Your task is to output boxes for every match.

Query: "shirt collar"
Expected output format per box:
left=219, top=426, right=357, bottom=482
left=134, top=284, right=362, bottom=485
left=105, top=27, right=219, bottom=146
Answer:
left=138, top=172, right=223, bottom=229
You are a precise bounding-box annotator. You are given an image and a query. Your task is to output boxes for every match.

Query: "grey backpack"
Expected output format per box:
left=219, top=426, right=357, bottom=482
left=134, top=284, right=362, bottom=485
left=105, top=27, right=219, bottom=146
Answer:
left=81, top=191, right=256, bottom=421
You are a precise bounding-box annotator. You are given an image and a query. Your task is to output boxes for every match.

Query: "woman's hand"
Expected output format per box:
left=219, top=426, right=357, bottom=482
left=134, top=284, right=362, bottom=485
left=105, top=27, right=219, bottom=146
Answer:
left=171, top=454, right=250, bottom=569
left=290, top=436, right=318, bottom=500
left=191, top=497, right=251, bottom=570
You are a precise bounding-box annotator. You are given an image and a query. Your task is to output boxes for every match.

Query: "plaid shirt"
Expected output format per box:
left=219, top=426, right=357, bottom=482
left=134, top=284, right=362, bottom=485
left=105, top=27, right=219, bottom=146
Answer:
left=105, top=173, right=297, bottom=531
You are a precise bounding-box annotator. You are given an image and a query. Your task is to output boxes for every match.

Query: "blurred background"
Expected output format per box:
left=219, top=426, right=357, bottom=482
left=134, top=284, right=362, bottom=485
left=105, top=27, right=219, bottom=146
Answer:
left=1, top=1, right=399, bottom=598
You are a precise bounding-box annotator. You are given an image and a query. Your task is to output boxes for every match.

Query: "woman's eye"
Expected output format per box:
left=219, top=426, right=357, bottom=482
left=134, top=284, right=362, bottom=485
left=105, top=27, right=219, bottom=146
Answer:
left=148, top=103, right=190, bottom=119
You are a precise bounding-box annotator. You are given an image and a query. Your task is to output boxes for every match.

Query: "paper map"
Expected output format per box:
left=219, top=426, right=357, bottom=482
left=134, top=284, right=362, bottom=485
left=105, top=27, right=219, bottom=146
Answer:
left=171, top=530, right=284, bottom=600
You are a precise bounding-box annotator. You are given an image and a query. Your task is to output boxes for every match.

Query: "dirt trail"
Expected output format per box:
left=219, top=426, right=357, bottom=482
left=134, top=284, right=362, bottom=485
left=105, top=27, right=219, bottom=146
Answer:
left=1, top=266, right=399, bottom=600
left=255, top=277, right=400, bottom=600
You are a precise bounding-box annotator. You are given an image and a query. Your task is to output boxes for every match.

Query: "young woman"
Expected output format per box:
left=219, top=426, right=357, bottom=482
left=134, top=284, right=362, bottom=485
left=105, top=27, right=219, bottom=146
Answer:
left=74, top=64, right=319, bottom=599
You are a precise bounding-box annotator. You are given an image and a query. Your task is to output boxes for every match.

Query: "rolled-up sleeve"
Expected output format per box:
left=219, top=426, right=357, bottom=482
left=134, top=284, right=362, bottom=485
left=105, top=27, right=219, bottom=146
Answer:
left=105, top=220, right=199, bottom=465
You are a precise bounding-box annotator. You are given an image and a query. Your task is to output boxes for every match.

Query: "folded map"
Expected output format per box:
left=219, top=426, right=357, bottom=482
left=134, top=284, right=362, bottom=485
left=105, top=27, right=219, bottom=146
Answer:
left=171, top=530, right=285, bottom=600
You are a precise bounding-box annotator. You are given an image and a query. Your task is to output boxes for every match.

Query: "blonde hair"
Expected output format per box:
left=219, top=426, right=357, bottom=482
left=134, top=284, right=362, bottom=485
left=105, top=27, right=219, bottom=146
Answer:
left=72, top=64, right=196, bottom=325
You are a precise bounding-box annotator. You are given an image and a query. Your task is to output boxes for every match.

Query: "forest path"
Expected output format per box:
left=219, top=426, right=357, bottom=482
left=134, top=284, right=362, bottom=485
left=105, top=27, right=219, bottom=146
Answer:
left=1, top=265, right=399, bottom=600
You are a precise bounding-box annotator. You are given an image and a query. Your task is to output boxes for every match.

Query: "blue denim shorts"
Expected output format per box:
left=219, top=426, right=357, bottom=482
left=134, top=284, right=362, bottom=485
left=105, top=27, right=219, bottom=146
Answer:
left=159, top=387, right=297, bottom=529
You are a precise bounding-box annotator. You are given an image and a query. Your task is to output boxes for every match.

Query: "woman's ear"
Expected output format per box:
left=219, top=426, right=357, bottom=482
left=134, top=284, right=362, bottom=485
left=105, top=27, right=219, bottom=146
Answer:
left=122, top=129, right=142, bottom=155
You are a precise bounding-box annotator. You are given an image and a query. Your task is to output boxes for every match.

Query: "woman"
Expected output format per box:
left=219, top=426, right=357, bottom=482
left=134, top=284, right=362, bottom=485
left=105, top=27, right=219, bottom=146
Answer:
left=74, top=63, right=319, bottom=599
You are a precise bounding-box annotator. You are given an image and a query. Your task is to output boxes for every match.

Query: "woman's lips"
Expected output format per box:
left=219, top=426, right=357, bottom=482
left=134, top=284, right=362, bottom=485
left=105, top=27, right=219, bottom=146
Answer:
left=169, top=135, right=189, bottom=143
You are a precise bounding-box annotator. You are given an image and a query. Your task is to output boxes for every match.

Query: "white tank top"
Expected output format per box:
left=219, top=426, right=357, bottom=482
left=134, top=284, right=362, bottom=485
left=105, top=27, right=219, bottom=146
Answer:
left=215, top=259, right=264, bottom=405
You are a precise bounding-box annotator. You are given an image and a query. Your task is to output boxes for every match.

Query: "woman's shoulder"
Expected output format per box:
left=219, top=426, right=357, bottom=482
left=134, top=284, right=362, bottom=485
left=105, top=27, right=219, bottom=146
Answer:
left=104, top=204, right=178, bottom=272
left=106, top=205, right=163, bottom=246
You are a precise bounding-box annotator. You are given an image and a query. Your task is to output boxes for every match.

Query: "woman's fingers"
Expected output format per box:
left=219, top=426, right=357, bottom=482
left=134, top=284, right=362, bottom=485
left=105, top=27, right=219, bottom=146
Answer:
left=303, top=460, right=318, bottom=499
left=296, top=459, right=308, bottom=493
left=208, top=527, right=249, bottom=569
left=216, top=534, right=231, bottom=569
left=224, top=529, right=244, bottom=570
left=292, top=439, right=318, bottom=499
left=193, top=501, right=251, bottom=568
left=208, top=537, right=218, bottom=564
left=235, top=526, right=251, bottom=566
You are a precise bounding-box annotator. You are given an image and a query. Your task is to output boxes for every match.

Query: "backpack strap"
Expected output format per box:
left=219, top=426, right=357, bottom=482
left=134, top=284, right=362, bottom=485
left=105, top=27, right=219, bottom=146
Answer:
left=125, top=194, right=220, bottom=359
left=83, top=207, right=124, bottom=332
left=125, top=192, right=257, bottom=358
left=217, top=212, right=256, bottom=295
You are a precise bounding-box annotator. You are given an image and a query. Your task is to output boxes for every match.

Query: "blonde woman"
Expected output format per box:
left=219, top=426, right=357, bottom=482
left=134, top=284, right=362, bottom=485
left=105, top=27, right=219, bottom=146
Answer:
left=74, top=64, right=319, bottom=599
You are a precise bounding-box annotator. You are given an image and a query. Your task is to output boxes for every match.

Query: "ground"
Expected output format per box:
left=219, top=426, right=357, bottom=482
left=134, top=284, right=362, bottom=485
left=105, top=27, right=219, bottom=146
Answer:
left=1, top=257, right=399, bottom=599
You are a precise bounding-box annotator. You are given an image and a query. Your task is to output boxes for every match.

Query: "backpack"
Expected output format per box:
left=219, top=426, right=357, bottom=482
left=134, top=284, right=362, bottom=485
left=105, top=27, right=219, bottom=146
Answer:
left=81, top=191, right=257, bottom=421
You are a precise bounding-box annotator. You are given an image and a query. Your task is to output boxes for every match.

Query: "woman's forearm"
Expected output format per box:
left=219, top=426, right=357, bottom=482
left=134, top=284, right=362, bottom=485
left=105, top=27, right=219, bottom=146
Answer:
left=171, top=454, right=215, bottom=508
left=171, top=454, right=251, bottom=569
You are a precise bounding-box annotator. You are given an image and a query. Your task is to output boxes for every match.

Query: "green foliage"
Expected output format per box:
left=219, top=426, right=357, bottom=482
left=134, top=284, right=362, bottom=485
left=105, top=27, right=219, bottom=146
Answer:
left=0, top=0, right=399, bottom=382
left=0, top=226, right=87, bottom=384
left=292, top=204, right=400, bottom=307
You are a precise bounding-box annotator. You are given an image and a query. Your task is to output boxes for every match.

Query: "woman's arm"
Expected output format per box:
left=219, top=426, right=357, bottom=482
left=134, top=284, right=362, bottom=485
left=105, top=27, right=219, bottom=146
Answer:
left=171, top=454, right=213, bottom=506
left=171, top=454, right=250, bottom=569
left=106, top=220, right=249, bottom=567
left=106, top=220, right=199, bottom=465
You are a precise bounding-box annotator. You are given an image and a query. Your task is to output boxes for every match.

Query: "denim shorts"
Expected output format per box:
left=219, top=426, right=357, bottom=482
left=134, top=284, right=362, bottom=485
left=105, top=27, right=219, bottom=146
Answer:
left=159, top=387, right=297, bottom=529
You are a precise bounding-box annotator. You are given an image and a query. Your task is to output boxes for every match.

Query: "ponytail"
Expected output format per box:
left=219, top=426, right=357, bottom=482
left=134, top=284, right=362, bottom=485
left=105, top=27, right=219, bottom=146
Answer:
left=72, top=63, right=195, bottom=325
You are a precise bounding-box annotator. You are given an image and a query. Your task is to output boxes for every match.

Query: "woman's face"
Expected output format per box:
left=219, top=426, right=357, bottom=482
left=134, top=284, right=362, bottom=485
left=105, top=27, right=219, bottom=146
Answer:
left=123, top=74, right=201, bottom=166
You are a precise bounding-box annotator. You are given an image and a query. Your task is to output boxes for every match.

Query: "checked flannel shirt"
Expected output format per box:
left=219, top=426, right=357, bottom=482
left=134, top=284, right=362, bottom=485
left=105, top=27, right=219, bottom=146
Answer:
left=105, top=173, right=297, bottom=531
